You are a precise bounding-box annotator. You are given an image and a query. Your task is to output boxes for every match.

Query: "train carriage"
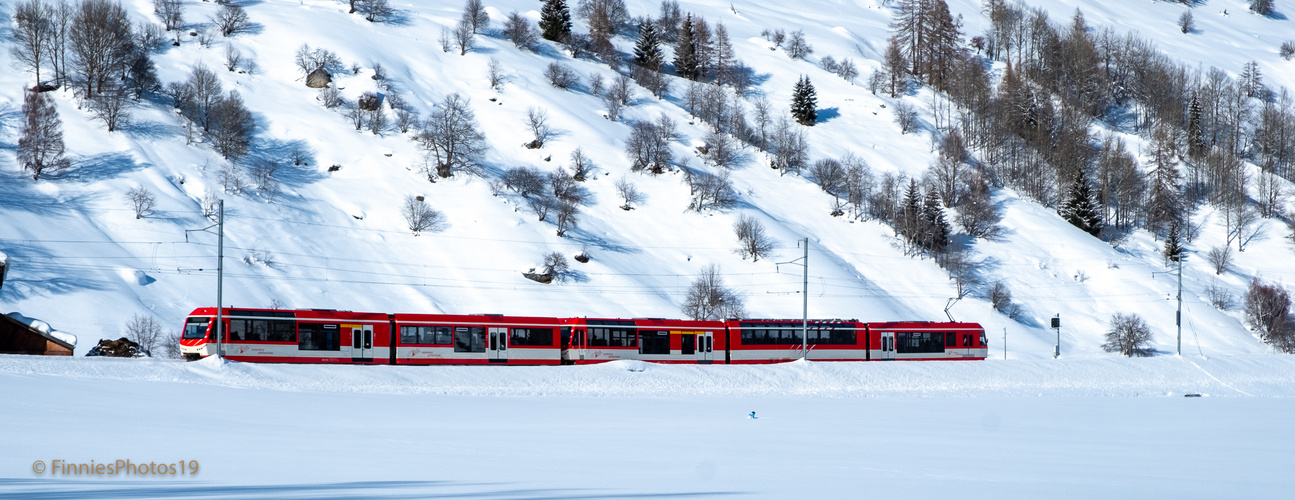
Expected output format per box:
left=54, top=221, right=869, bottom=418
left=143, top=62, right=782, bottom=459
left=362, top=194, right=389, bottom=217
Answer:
left=726, top=320, right=869, bottom=363
left=392, top=313, right=562, bottom=365
left=562, top=318, right=727, bottom=364
left=180, top=308, right=391, bottom=363
left=868, top=321, right=989, bottom=361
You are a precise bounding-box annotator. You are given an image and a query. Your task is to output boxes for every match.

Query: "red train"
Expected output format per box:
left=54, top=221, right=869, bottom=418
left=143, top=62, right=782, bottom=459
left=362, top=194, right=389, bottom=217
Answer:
left=180, top=307, right=989, bottom=364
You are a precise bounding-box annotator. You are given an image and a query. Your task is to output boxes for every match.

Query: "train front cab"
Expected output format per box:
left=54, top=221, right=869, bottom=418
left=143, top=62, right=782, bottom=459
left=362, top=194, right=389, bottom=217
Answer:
left=561, top=318, right=726, bottom=364
left=867, top=322, right=989, bottom=360
left=179, top=308, right=392, bottom=364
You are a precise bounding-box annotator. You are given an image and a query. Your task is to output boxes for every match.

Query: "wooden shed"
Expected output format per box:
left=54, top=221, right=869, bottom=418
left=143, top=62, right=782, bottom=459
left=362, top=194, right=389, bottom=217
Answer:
left=0, top=313, right=74, bottom=356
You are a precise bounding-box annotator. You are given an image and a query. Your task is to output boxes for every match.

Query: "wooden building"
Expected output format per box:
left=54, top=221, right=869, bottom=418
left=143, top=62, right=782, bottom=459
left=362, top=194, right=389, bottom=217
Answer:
left=0, top=313, right=74, bottom=356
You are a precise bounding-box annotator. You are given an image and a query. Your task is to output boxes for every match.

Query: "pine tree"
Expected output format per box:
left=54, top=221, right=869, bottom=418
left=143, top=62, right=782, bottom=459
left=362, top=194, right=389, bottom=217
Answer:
left=633, top=20, right=662, bottom=69
left=17, top=87, right=69, bottom=180
left=791, top=76, right=817, bottom=126
left=1187, top=92, right=1205, bottom=160
left=1147, top=124, right=1184, bottom=235
left=1163, top=222, right=1183, bottom=264
left=713, top=23, right=734, bottom=86
left=539, top=0, right=572, bottom=42
left=1059, top=170, right=1102, bottom=236
left=673, top=14, right=698, bottom=80
left=922, top=186, right=950, bottom=254
left=899, top=179, right=923, bottom=252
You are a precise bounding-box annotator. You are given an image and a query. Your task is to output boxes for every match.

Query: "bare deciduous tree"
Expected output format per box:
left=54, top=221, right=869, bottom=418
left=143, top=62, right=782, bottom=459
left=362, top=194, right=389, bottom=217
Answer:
left=126, top=185, right=157, bottom=218
left=463, top=0, right=489, bottom=33
left=1102, top=313, right=1154, bottom=357
left=69, top=0, right=133, bottom=97
left=416, top=93, right=486, bottom=178
left=453, top=16, right=475, bottom=55
left=704, top=130, right=741, bottom=169
left=893, top=101, right=918, bottom=133
left=614, top=175, right=641, bottom=209
left=570, top=147, right=592, bottom=181
left=733, top=214, right=774, bottom=261
left=222, top=43, right=241, bottom=72
left=989, top=281, right=1020, bottom=319
left=360, top=0, right=393, bottom=23
left=543, top=251, right=570, bottom=282
left=249, top=160, right=281, bottom=201
left=487, top=57, right=505, bottom=89
left=210, top=90, right=255, bottom=160
left=544, top=62, right=579, bottom=89
left=681, top=264, right=745, bottom=321
left=211, top=4, right=250, bottom=37
left=502, top=11, right=539, bottom=50
left=10, top=0, right=53, bottom=86
left=525, top=107, right=552, bottom=147
left=89, top=82, right=133, bottom=131
left=1245, top=278, right=1294, bottom=352
left=1207, top=245, right=1232, bottom=275
left=17, top=88, right=69, bottom=180
left=784, top=29, right=812, bottom=59
left=154, top=0, right=184, bottom=31
left=401, top=195, right=445, bottom=234
left=124, top=313, right=164, bottom=356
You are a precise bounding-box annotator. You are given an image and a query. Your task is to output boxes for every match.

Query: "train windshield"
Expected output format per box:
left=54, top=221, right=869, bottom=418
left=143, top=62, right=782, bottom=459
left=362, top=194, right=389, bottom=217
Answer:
left=183, top=318, right=210, bottom=340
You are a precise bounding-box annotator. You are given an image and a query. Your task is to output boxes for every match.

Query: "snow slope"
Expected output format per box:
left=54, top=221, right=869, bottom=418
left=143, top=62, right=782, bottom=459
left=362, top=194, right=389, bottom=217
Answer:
left=0, top=0, right=1293, bottom=361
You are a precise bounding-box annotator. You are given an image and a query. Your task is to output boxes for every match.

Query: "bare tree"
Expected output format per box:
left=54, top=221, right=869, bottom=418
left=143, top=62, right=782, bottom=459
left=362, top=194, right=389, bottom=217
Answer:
left=502, top=166, right=547, bottom=197
left=210, top=90, right=255, bottom=160
left=487, top=57, right=505, bottom=89
left=401, top=195, right=445, bottom=234
left=124, top=313, right=164, bottom=356
left=688, top=169, right=737, bottom=211
left=89, top=82, right=132, bottom=131
left=625, top=120, right=672, bottom=174
left=201, top=188, right=220, bottom=220
left=17, top=88, right=69, bottom=180
left=416, top=93, right=486, bottom=178
left=893, top=101, right=919, bottom=133
left=681, top=264, right=745, bottom=320
left=453, top=16, right=475, bottom=55
left=526, top=107, right=552, bottom=147
left=154, top=0, right=184, bottom=31
left=944, top=244, right=982, bottom=299
left=570, top=147, right=592, bottom=181
left=249, top=159, right=281, bottom=201
left=463, top=0, right=489, bottom=33
left=10, top=0, right=53, bottom=87
left=1207, top=246, right=1232, bottom=275
left=543, top=251, right=570, bottom=282
left=359, top=0, right=393, bottom=23
left=367, top=106, right=386, bottom=135
left=438, top=26, right=453, bottom=52
left=544, top=62, right=579, bottom=89
left=614, top=175, right=641, bottom=209
left=186, top=64, right=222, bottom=131
left=211, top=4, right=250, bottom=37
left=1205, top=280, right=1236, bottom=310
left=502, top=11, right=539, bottom=50
left=69, top=0, right=133, bottom=97
left=733, top=214, right=774, bottom=261
left=1102, top=313, right=1154, bottom=357
left=394, top=106, right=418, bottom=133
left=222, top=43, right=241, bottom=72
left=784, top=29, right=812, bottom=60
left=704, top=130, right=741, bottom=169
left=126, top=185, right=157, bottom=218
left=1178, top=11, right=1194, bottom=34
left=1245, top=278, right=1294, bottom=352
left=989, top=281, right=1020, bottom=319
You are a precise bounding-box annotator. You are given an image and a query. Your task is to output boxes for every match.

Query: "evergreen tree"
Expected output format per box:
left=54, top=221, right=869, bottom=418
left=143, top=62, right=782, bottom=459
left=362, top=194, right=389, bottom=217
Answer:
left=922, top=186, right=950, bottom=254
left=1187, top=92, right=1205, bottom=160
left=899, top=179, right=923, bottom=253
left=673, top=14, right=698, bottom=80
left=1059, top=170, right=1102, bottom=236
left=633, top=20, right=662, bottom=69
left=1147, top=124, right=1184, bottom=235
left=17, top=87, right=70, bottom=180
left=539, top=0, right=572, bottom=42
left=1163, top=222, right=1183, bottom=264
left=791, top=76, right=817, bottom=126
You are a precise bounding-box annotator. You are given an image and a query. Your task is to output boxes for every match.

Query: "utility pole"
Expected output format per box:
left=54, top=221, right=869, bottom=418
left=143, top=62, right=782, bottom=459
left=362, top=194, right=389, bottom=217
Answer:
left=1176, top=255, right=1183, bottom=356
left=216, top=199, right=225, bottom=358
left=776, top=238, right=810, bottom=359
left=1003, top=328, right=1007, bottom=360
left=187, top=200, right=226, bottom=358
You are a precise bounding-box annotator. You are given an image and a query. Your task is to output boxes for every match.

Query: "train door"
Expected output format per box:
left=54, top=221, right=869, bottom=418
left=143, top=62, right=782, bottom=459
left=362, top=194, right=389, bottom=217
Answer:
left=880, top=332, right=895, bottom=360
left=489, top=327, right=508, bottom=362
left=352, top=325, right=373, bottom=362
left=696, top=331, right=713, bottom=363
left=574, top=328, right=586, bottom=361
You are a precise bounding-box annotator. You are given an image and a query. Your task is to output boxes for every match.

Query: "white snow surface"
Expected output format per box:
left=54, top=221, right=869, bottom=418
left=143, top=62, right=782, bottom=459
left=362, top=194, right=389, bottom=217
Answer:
left=2, top=355, right=1294, bottom=498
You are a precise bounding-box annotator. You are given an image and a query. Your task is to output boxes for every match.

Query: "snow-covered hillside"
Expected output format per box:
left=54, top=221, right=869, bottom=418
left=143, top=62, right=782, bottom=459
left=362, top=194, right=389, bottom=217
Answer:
left=2, top=0, right=1294, bottom=359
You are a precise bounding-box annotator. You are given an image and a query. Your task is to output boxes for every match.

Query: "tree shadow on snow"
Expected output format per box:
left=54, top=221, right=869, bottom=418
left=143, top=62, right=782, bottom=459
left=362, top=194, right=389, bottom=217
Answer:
left=43, top=151, right=146, bottom=183
left=815, top=107, right=840, bottom=123
left=0, top=242, right=116, bottom=302
left=0, top=479, right=745, bottom=499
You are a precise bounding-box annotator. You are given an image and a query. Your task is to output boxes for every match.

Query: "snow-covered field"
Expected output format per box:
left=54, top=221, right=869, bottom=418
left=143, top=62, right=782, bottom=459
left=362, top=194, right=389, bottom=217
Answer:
left=4, top=0, right=1295, bottom=496
left=2, top=355, right=1294, bottom=498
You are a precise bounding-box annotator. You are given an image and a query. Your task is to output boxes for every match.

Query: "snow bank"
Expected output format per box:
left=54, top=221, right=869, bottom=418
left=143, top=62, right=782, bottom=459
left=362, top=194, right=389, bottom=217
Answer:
left=1, top=354, right=1292, bottom=398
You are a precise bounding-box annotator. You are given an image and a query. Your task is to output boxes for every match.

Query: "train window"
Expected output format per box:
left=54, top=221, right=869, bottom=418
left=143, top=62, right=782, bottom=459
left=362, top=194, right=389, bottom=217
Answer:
left=947, top=333, right=957, bottom=347
left=963, top=334, right=972, bottom=347
left=980, top=333, right=988, bottom=347
left=183, top=318, right=210, bottom=340
left=400, top=326, right=418, bottom=344
left=589, top=328, right=609, bottom=346
left=611, top=327, right=636, bottom=347
left=681, top=334, right=695, bottom=355
left=299, top=323, right=340, bottom=351
left=896, top=332, right=946, bottom=354
left=640, top=331, right=669, bottom=355
left=454, top=327, right=485, bottom=353
left=510, top=328, right=554, bottom=346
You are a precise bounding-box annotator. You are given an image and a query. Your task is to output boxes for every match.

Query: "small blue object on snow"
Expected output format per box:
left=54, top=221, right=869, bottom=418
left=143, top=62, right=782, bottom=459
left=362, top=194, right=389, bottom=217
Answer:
left=749, top=411, right=758, bottom=419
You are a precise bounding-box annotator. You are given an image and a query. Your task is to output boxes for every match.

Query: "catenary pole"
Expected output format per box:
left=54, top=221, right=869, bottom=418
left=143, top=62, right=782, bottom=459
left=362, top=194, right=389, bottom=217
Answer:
left=216, top=199, right=225, bottom=358
left=801, top=238, right=808, bottom=359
